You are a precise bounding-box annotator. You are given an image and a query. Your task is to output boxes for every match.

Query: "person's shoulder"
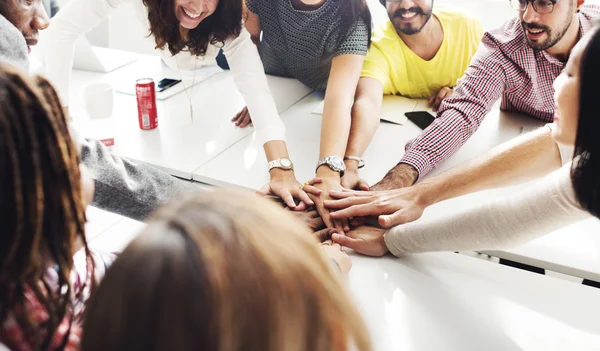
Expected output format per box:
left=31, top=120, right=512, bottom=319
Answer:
left=434, top=6, right=479, bottom=23
left=580, top=4, right=600, bottom=21
left=371, top=20, right=396, bottom=45
left=435, top=7, right=483, bottom=36
left=483, top=17, right=526, bottom=50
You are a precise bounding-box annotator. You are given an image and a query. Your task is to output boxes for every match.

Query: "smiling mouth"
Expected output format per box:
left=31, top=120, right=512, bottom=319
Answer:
left=400, top=11, right=418, bottom=20
left=182, top=7, right=202, bottom=19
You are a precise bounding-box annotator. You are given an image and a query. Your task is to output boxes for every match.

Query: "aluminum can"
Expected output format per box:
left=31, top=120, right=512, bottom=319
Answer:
left=135, top=78, right=158, bottom=130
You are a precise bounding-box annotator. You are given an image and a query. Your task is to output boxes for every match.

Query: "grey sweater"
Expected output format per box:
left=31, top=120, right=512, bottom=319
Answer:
left=0, top=15, right=199, bottom=220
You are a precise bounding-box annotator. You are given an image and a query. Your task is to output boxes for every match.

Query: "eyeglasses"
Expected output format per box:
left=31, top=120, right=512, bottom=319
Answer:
left=509, top=0, right=559, bottom=14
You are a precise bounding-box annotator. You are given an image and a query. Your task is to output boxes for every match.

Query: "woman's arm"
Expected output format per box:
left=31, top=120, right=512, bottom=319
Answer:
left=341, top=77, right=384, bottom=190
left=384, top=164, right=590, bottom=256
left=223, top=28, right=314, bottom=209
left=42, top=0, right=131, bottom=106
left=312, top=54, right=366, bottom=229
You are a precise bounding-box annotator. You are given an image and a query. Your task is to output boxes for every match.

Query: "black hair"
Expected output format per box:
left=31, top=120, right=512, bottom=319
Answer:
left=571, top=24, right=600, bottom=218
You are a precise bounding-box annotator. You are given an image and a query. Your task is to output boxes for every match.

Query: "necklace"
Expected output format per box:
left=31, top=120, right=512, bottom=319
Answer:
left=175, top=55, right=198, bottom=121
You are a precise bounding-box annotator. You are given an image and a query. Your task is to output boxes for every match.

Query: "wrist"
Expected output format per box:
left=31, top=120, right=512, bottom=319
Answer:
left=316, top=166, right=341, bottom=180
left=270, top=167, right=294, bottom=179
left=344, top=159, right=360, bottom=172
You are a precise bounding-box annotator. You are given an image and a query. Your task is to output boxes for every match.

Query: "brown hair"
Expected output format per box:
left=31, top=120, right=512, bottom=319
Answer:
left=81, top=189, right=372, bottom=351
left=0, top=64, right=93, bottom=350
left=143, top=0, right=242, bottom=56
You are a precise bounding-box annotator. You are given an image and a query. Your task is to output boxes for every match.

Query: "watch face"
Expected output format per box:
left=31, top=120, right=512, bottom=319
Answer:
left=280, top=158, right=292, bottom=167
left=331, top=157, right=344, bottom=170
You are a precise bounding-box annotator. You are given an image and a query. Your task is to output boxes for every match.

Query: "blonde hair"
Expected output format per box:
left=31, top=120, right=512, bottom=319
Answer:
left=82, top=189, right=372, bottom=351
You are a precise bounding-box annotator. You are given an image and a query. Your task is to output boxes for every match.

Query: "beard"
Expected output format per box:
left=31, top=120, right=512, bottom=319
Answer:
left=521, top=19, right=573, bottom=50
left=390, top=5, right=434, bottom=35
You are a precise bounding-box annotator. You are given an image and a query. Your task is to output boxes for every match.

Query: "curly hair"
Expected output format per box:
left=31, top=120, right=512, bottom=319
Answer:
left=143, top=0, right=243, bottom=56
left=0, top=64, right=94, bottom=350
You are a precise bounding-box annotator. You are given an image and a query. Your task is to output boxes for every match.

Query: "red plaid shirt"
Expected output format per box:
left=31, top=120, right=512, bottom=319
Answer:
left=0, top=250, right=115, bottom=351
left=400, top=5, right=600, bottom=178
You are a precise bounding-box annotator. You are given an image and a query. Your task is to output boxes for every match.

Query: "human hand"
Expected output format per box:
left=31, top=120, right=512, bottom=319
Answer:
left=309, top=174, right=350, bottom=232
left=427, top=87, right=453, bottom=112
left=331, top=226, right=388, bottom=257
left=341, top=169, right=369, bottom=191
left=290, top=208, right=325, bottom=232
left=257, top=172, right=321, bottom=211
left=324, top=185, right=427, bottom=228
left=231, top=106, right=253, bottom=128
left=320, top=239, right=352, bottom=275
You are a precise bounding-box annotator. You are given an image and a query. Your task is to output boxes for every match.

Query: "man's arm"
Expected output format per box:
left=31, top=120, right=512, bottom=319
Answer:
left=341, top=77, right=383, bottom=190
left=372, top=39, right=508, bottom=190
left=327, top=126, right=563, bottom=227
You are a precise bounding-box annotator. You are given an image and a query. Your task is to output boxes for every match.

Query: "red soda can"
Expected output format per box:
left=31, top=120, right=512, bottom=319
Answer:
left=135, top=78, right=158, bottom=130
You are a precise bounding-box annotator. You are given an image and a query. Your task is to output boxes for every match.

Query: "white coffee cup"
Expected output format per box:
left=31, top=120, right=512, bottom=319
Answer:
left=82, top=83, right=114, bottom=119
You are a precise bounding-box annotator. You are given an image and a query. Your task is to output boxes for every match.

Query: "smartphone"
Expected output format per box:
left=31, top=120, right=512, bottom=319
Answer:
left=157, top=78, right=182, bottom=92
left=404, top=111, right=436, bottom=130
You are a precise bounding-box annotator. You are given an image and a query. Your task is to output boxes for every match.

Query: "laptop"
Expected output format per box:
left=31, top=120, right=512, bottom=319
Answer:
left=73, top=36, right=139, bottom=73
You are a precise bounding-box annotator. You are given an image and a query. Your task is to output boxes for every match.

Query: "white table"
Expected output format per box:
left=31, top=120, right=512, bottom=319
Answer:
left=84, top=208, right=600, bottom=351
left=69, top=54, right=312, bottom=179
left=350, top=252, right=600, bottom=350
left=192, top=94, right=600, bottom=282
left=192, top=92, right=425, bottom=186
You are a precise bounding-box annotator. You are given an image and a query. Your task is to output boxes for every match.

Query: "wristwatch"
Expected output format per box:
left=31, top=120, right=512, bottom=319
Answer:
left=268, top=157, right=294, bottom=171
left=316, top=156, right=346, bottom=176
left=344, top=156, right=365, bottom=169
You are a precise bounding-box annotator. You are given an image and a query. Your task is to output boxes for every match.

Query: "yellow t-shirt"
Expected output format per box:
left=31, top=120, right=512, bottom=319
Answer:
left=361, top=7, right=484, bottom=98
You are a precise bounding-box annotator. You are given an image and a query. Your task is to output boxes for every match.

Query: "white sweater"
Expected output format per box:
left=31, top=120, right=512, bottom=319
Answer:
left=42, top=0, right=286, bottom=145
left=384, top=162, right=591, bottom=256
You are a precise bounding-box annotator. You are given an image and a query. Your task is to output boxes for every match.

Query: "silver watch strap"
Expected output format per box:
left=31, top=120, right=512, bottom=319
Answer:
left=344, top=156, right=365, bottom=169
left=268, top=160, right=281, bottom=169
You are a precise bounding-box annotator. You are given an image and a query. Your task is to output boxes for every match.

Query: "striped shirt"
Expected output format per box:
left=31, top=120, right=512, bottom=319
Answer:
left=400, top=5, right=600, bottom=178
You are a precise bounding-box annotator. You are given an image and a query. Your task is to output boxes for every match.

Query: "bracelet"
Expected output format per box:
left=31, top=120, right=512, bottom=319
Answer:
left=344, top=156, right=365, bottom=169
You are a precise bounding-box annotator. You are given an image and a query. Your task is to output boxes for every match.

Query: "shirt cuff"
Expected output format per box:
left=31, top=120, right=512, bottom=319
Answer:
left=383, top=230, right=406, bottom=257
left=399, top=150, right=432, bottom=181
left=545, top=123, right=574, bottom=165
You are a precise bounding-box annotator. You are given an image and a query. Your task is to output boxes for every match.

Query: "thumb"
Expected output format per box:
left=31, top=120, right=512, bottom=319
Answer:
left=378, top=211, right=408, bottom=228
left=331, top=233, right=362, bottom=250
left=358, top=179, right=370, bottom=191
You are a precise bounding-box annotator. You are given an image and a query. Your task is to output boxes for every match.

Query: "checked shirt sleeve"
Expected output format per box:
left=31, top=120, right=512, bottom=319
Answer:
left=400, top=36, right=507, bottom=178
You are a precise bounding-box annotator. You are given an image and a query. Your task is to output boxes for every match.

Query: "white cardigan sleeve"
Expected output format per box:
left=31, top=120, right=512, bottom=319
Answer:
left=42, top=0, right=133, bottom=104
left=222, top=27, right=286, bottom=145
left=384, top=163, right=591, bottom=256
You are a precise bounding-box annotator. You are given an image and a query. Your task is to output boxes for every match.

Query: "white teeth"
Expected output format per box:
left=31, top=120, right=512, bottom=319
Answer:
left=528, top=29, right=543, bottom=34
left=183, top=7, right=201, bottom=19
left=401, top=12, right=417, bottom=19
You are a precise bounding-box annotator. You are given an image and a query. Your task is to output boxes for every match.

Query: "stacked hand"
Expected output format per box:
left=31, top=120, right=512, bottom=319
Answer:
left=257, top=173, right=322, bottom=211
left=324, top=187, right=427, bottom=228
